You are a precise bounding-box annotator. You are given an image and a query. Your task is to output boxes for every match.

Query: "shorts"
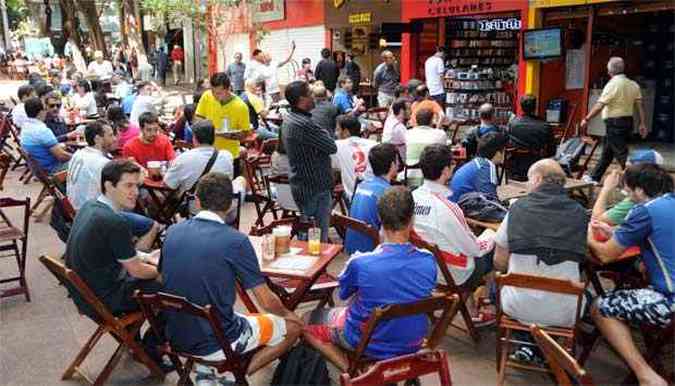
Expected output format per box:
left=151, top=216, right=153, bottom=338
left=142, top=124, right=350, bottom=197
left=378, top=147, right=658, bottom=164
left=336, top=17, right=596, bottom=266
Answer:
left=597, top=288, right=675, bottom=328
left=459, top=251, right=494, bottom=291
left=304, top=307, right=354, bottom=351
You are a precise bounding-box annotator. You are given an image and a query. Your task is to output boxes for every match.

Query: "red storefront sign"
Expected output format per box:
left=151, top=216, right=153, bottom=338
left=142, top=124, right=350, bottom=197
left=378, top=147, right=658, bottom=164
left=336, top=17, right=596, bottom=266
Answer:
left=402, top=0, right=528, bottom=21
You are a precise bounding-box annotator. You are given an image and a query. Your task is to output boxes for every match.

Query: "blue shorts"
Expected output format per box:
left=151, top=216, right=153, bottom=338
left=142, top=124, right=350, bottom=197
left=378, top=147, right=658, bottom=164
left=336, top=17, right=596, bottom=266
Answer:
left=597, top=288, right=675, bottom=328
left=120, top=212, right=154, bottom=237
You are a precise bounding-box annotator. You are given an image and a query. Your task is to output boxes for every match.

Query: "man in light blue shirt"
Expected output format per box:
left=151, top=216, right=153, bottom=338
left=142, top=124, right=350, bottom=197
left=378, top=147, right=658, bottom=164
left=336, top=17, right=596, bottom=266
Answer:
left=20, top=97, right=71, bottom=173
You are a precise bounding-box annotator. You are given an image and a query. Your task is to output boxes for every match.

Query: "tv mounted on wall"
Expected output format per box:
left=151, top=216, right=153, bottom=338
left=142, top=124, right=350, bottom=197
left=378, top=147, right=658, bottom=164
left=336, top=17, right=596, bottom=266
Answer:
left=523, top=28, right=564, bottom=60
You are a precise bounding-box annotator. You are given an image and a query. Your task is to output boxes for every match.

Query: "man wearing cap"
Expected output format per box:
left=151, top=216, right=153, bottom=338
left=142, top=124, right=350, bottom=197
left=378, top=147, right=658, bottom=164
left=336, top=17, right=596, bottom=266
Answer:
left=87, top=51, right=114, bottom=79
left=592, top=149, right=664, bottom=226
left=581, top=57, right=648, bottom=183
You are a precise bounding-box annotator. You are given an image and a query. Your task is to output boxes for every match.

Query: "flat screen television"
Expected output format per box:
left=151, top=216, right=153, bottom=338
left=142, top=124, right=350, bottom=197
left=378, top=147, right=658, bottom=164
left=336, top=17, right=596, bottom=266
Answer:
left=523, top=28, right=563, bottom=60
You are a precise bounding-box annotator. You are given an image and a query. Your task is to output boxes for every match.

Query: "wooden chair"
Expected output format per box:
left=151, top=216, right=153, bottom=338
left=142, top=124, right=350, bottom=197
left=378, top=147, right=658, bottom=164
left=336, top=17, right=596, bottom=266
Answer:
left=0, top=197, right=31, bottom=301
left=340, top=349, right=453, bottom=386
left=39, top=255, right=164, bottom=385
left=344, top=294, right=460, bottom=377
left=530, top=325, right=595, bottom=386
left=243, top=153, right=278, bottom=227
left=174, top=139, right=193, bottom=153
left=134, top=291, right=261, bottom=385
left=330, top=213, right=379, bottom=248
left=0, top=151, right=11, bottom=190
left=495, top=273, right=585, bottom=386
left=409, top=233, right=481, bottom=344
left=18, top=148, right=56, bottom=215
left=363, top=107, right=388, bottom=141
left=267, top=174, right=299, bottom=219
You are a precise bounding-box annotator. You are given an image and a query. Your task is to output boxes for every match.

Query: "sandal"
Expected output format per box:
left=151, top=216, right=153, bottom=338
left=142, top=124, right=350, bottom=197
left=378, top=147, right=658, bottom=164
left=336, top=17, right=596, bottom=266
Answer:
left=471, top=310, right=496, bottom=328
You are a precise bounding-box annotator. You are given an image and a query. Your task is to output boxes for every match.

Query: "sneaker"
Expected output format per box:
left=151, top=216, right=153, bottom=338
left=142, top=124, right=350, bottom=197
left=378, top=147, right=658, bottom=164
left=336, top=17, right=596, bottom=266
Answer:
left=195, top=373, right=217, bottom=386
left=581, top=174, right=598, bottom=185
left=509, top=345, right=545, bottom=366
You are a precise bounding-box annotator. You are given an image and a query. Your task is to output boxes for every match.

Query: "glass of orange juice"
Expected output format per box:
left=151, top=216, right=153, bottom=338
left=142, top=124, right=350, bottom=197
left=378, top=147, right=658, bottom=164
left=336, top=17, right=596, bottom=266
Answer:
left=308, top=226, right=321, bottom=255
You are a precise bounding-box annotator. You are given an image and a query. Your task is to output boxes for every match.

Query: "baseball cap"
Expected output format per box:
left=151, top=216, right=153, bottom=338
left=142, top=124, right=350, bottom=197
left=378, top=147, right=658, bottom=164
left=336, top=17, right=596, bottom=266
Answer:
left=628, top=149, right=663, bottom=165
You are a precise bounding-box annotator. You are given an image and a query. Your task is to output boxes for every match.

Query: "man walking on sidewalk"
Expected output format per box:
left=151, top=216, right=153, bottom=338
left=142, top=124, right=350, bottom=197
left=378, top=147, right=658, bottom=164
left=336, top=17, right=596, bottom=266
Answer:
left=170, top=45, right=184, bottom=85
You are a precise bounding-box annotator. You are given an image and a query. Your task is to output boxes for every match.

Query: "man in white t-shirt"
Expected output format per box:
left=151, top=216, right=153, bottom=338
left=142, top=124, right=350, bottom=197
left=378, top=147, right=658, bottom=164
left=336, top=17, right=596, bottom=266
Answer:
left=261, top=43, right=296, bottom=103
left=331, top=115, right=377, bottom=200
left=87, top=51, right=114, bottom=79
left=382, top=98, right=409, bottom=163
left=412, top=144, right=495, bottom=326
left=405, top=107, right=448, bottom=184
left=129, top=82, right=159, bottom=126
left=424, top=47, right=446, bottom=108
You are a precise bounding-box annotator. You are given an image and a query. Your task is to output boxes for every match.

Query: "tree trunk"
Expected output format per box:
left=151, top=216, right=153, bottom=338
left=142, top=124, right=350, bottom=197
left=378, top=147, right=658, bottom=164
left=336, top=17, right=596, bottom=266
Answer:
left=117, top=0, right=127, bottom=47
left=76, top=0, right=107, bottom=57
left=122, top=0, right=147, bottom=63
left=59, top=0, right=87, bottom=72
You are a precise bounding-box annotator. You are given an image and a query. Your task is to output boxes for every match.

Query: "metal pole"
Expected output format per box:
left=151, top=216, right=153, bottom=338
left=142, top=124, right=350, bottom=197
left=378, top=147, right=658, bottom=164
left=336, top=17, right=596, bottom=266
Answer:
left=0, top=0, right=11, bottom=51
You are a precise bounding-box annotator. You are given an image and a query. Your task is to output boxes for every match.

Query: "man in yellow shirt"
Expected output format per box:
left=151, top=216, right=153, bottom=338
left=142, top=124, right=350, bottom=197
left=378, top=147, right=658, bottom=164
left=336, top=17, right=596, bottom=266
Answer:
left=195, top=72, right=251, bottom=176
left=581, top=57, right=647, bottom=183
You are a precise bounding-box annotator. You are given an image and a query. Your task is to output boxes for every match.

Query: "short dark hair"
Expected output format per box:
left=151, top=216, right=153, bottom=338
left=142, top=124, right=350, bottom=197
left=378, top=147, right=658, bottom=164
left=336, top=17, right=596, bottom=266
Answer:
left=84, top=121, right=106, bottom=146
left=623, top=163, right=674, bottom=198
left=321, top=48, right=331, bottom=59
left=391, top=98, right=408, bottom=116
left=337, top=75, right=351, bottom=88
left=135, top=81, right=150, bottom=93
left=193, top=89, right=204, bottom=105
left=415, top=108, right=434, bottom=126
left=252, top=49, right=262, bottom=57
left=406, top=79, right=423, bottom=96
left=76, top=80, right=91, bottom=93
left=101, top=159, right=141, bottom=194
left=302, top=57, right=311, bottom=65
left=477, top=131, right=508, bottom=159
left=24, top=97, right=43, bottom=118
left=369, top=143, right=398, bottom=177
left=393, top=84, right=406, bottom=99
left=520, top=95, right=537, bottom=116
left=17, top=85, right=34, bottom=100
left=420, top=143, right=452, bottom=181
left=284, top=80, right=310, bottom=108
left=36, top=83, right=54, bottom=98
left=377, top=186, right=414, bottom=231
left=196, top=172, right=233, bottom=212
left=337, top=115, right=361, bottom=137
left=192, top=119, right=215, bottom=145
left=106, top=105, right=127, bottom=124
left=44, top=91, right=61, bottom=104
left=138, top=111, right=159, bottom=128
left=210, top=72, right=231, bottom=89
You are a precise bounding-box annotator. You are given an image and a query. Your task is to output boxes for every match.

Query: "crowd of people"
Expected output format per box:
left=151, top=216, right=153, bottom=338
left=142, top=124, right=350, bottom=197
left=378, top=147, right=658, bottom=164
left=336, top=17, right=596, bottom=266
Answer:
left=7, top=44, right=673, bottom=386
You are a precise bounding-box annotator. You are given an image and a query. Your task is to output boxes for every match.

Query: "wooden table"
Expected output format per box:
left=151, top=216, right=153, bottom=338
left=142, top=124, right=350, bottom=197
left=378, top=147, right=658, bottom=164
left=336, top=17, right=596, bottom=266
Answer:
left=250, top=237, right=343, bottom=311
left=141, top=177, right=180, bottom=225
left=497, top=178, right=595, bottom=202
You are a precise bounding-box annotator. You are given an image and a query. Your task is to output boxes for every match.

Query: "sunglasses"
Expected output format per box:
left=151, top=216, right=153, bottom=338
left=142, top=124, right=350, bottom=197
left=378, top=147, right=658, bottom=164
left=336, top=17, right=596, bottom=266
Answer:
left=49, top=103, right=62, bottom=108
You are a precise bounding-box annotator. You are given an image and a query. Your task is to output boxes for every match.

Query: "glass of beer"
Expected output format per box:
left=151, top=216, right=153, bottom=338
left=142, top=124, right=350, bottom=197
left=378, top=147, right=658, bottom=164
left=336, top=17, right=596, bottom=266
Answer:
left=308, top=226, right=321, bottom=255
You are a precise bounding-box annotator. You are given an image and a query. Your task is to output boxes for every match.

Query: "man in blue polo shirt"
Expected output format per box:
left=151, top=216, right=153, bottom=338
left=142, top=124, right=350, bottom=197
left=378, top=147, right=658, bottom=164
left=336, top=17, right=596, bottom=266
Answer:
left=303, top=186, right=437, bottom=371
left=344, top=143, right=399, bottom=255
left=160, top=172, right=302, bottom=384
left=450, top=131, right=507, bottom=202
left=588, top=163, right=674, bottom=386
left=333, top=75, right=365, bottom=116
left=20, top=96, right=72, bottom=173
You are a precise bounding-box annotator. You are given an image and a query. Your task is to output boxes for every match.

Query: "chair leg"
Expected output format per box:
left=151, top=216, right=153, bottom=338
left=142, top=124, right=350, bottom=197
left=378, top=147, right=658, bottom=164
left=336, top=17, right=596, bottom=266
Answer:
left=93, top=341, right=126, bottom=386
left=30, top=186, right=48, bottom=214
left=178, top=358, right=194, bottom=385
left=14, top=241, right=29, bottom=302
left=457, top=295, right=480, bottom=343
left=123, top=331, right=165, bottom=379
left=496, top=328, right=511, bottom=386
left=62, top=326, right=106, bottom=380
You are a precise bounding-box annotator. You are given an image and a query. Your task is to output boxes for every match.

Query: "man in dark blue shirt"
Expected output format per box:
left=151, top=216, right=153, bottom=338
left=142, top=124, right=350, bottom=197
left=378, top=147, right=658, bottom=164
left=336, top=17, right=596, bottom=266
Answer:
left=588, top=163, right=674, bottom=386
left=344, top=143, right=398, bottom=255
left=303, top=186, right=437, bottom=371
left=160, top=172, right=302, bottom=382
left=450, top=131, right=507, bottom=202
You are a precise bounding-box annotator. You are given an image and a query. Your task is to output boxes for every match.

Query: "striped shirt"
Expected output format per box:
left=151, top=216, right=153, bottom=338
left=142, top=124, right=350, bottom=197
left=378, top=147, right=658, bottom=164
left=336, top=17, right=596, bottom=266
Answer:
left=281, top=109, right=337, bottom=205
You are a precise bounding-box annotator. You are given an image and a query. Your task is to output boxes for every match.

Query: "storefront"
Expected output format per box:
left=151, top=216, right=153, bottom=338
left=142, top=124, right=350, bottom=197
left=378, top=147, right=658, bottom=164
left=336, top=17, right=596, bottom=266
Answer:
left=400, top=0, right=529, bottom=125
left=527, top=0, right=674, bottom=144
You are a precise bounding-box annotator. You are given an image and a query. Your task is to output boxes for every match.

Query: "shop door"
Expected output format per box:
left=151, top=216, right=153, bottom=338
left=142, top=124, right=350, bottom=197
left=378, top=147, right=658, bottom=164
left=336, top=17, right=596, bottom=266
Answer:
left=259, top=25, right=327, bottom=86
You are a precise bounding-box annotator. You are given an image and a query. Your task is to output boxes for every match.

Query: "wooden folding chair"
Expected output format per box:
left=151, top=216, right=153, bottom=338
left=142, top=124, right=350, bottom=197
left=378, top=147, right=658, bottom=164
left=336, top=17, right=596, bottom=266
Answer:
left=243, top=153, right=278, bottom=227
left=18, top=148, right=57, bottom=216
left=363, top=107, right=388, bottom=141
left=495, top=273, right=585, bottom=386
left=530, top=325, right=595, bottom=386
left=0, top=197, right=30, bottom=301
left=174, top=140, right=193, bottom=153
left=330, top=213, right=379, bottom=248
left=409, top=233, right=481, bottom=344
left=267, top=174, right=299, bottom=219
left=340, top=349, right=453, bottom=386
left=0, top=151, right=11, bottom=190
left=344, top=294, right=460, bottom=377
left=134, top=291, right=261, bottom=386
left=39, top=255, right=164, bottom=385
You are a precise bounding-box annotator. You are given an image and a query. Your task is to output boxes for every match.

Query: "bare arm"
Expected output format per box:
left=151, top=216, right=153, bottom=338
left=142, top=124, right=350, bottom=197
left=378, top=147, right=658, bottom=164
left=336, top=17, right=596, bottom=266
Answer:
left=636, top=100, right=648, bottom=138
left=585, top=102, right=605, bottom=121
left=49, top=144, right=72, bottom=161
left=277, top=41, right=296, bottom=68
left=591, top=169, right=621, bottom=223
left=252, top=284, right=302, bottom=326
left=121, top=258, right=160, bottom=279
left=494, top=244, right=510, bottom=272
left=587, top=225, right=626, bottom=264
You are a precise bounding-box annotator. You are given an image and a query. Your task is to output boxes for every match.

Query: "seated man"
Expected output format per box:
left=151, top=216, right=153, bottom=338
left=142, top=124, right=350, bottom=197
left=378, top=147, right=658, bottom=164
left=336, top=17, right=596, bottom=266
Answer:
left=241, top=78, right=278, bottom=140
left=11, top=84, right=35, bottom=130
left=405, top=107, right=448, bottom=167
left=463, top=103, right=502, bottom=158
left=333, top=75, right=366, bottom=116
left=450, top=131, right=507, bottom=202
left=123, top=111, right=175, bottom=167
left=412, top=144, right=495, bottom=325
left=588, top=163, right=674, bottom=386
left=494, top=159, right=588, bottom=364
left=43, top=91, right=72, bottom=141
left=344, top=143, right=398, bottom=255
left=129, top=81, right=159, bottom=126
left=409, top=84, right=445, bottom=127
left=310, top=84, right=339, bottom=137
left=507, top=95, right=555, bottom=180
left=303, top=186, right=437, bottom=371
left=332, top=115, right=377, bottom=200
left=160, top=172, right=302, bottom=382
left=382, top=98, right=410, bottom=163
left=20, top=97, right=71, bottom=173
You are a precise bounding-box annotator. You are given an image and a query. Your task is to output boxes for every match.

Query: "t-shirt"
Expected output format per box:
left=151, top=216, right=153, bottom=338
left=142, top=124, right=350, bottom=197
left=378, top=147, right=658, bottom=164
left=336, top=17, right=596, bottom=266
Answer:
left=20, top=118, right=62, bottom=173
left=424, top=55, right=445, bottom=96
left=87, top=60, right=113, bottom=79
left=262, top=61, right=280, bottom=94
left=129, top=95, right=158, bottom=126
left=117, top=123, right=141, bottom=149
left=345, top=176, right=390, bottom=255
left=226, top=62, right=246, bottom=92
left=495, top=214, right=582, bottom=327
left=65, top=199, right=137, bottom=315
left=449, top=157, right=498, bottom=202
left=122, top=94, right=136, bottom=115
left=598, top=74, right=642, bottom=120
left=410, top=99, right=444, bottom=127
left=382, top=114, right=407, bottom=161
left=605, top=197, right=635, bottom=225
left=11, top=103, right=28, bottom=130
left=614, top=194, right=675, bottom=297
left=332, top=136, right=377, bottom=199
left=333, top=89, right=355, bottom=114
left=244, top=60, right=265, bottom=84
left=164, top=146, right=234, bottom=195
left=160, top=211, right=265, bottom=356
left=73, top=92, right=98, bottom=117
left=405, top=126, right=448, bottom=166
left=67, top=147, right=110, bottom=210
left=122, top=134, right=176, bottom=167
left=339, top=243, right=437, bottom=359
left=195, top=90, right=251, bottom=159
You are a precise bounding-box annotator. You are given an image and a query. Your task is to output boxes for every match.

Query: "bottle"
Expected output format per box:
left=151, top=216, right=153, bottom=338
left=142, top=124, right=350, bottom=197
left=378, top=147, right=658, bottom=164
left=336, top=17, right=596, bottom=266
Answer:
left=308, top=217, right=321, bottom=256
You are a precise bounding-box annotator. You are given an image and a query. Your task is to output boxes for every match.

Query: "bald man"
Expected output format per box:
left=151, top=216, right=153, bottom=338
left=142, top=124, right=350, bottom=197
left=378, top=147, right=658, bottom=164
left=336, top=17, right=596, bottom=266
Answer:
left=494, top=159, right=588, bottom=364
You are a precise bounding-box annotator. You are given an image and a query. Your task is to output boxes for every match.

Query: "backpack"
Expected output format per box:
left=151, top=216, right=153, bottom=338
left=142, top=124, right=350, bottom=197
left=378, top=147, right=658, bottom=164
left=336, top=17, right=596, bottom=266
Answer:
left=457, top=191, right=508, bottom=222
left=554, top=137, right=587, bottom=176
left=271, top=343, right=330, bottom=386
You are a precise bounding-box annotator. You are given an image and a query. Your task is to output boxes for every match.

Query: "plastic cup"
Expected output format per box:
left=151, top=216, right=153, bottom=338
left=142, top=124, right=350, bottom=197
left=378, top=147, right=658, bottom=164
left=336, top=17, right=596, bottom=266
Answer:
left=273, top=225, right=291, bottom=256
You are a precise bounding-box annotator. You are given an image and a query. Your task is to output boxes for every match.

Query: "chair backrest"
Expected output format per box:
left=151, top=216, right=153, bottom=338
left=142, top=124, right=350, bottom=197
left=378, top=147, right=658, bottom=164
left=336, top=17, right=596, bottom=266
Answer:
left=340, top=349, right=452, bottom=386
left=268, top=174, right=300, bottom=212
left=530, top=325, right=595, bottom=386
left=409, top=232, right=461, bottom=291
left=0, top=197, right=30, bottom=238
left=349, top=294, right=460, bottom=375
left=260, top=138, right=278, bottom=155
left=249, top=217, right=309, bottom=239
left=243, top=154, right=272, bottom=197
left=174, top=140, right=193, bottom=152
left=331, top=213, right=379, bottom=247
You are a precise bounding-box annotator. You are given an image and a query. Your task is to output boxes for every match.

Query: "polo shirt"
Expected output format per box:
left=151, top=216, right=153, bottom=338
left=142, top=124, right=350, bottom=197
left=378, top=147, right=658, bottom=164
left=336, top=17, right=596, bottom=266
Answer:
left=164, top=146, right=234, bottom=195
left=424, top=55, right=445, bottom=97
left=605, top=197, right=635, bottom=225
left=449, top=157, right=498, bottom=202
left=160, top=211, right=265, bottom=355
left=373, top=63, right=400, bottom=95
left=405, top=126, right=448, bottom=166
left=67, top=147, right=110, bottom=210
left=382, top=114, right=407, bottom=161
left=20, top=117, right=62, bottom=173
left=333, top=89, right=354, bottom=114
left=65, top=197, right=137, bottom=316
left=339, top=243, right=437, bottom=359
left=614, top=194, right=675, bottom=297
left=195, top=90, right=250, bottom=159
left=226, top=62, right=246, bottom=92
left=333, top=136, right=377, bottom=199
left=598, top=74, right=642, bottom=120
left=344, top=176, right=390, bottom=256
left=122, top=134, right=175, bottom=167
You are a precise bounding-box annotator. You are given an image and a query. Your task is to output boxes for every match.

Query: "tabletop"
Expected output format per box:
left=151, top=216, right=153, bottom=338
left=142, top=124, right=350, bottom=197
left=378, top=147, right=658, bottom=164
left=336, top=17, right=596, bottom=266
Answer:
left=142, top=177, right=175, bottom=192
left=497, top=178, right=595, bottom=202
left=249, top=237, right=343, bottom=281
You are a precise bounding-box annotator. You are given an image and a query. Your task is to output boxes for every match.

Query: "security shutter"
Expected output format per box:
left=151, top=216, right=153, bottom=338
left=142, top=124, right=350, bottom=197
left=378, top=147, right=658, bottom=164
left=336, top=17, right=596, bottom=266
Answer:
left=259, top=25, right=326, bottom=86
